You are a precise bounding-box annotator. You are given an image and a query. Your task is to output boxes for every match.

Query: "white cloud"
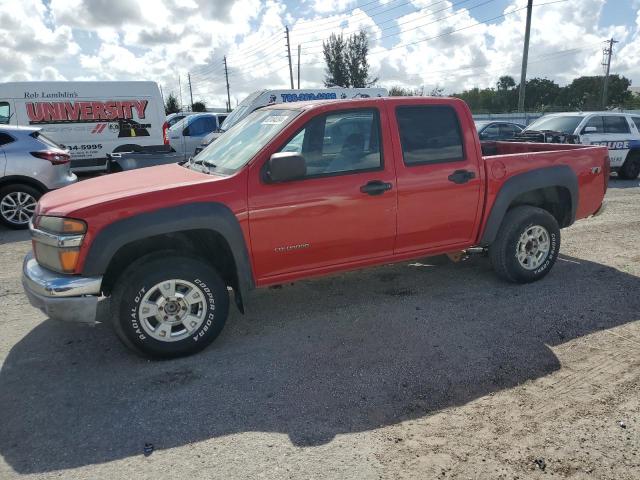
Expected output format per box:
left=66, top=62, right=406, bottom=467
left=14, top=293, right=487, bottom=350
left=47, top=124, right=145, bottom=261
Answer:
left=0, top=0, right=638, bottom=107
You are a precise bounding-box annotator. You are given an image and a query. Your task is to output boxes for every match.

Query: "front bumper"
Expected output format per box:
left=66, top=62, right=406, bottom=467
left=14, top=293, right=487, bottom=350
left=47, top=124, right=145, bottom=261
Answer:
left=22, top=252, right=103, bottom=324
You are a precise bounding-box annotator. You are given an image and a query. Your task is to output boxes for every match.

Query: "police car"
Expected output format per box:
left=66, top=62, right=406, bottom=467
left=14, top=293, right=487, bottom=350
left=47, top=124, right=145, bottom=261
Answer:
left=523, top=112, right=640, bottom=179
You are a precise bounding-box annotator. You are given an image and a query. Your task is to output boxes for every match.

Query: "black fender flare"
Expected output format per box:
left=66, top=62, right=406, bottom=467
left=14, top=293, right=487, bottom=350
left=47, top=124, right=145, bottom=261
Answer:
left=82, top=202, right=254, bottom=295
left=480, top=165, right=578, bottom=245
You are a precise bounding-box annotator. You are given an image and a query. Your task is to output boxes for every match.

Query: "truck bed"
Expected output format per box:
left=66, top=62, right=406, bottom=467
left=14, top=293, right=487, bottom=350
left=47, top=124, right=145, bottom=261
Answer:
left=480, top=141, right=609, bottom=223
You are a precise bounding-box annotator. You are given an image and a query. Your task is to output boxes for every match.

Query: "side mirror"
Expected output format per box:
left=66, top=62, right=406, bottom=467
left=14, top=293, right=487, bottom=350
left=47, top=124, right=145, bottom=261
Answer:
left=183, top=126, right=191, bottom=136
left=583, top=126, right=597, bottom=134
left=266, top=152, right=306, bottom=183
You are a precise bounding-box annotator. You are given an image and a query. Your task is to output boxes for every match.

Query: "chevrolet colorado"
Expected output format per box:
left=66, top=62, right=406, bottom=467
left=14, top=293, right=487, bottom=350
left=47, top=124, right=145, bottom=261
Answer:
left=22, top=97, right=609, bottom=358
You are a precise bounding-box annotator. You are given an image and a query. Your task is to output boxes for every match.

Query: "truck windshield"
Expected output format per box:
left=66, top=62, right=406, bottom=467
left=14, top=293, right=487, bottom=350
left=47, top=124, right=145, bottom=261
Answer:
left=194, top=109, right=299, bottom=174
left=525, top=116, right=583, bottom=135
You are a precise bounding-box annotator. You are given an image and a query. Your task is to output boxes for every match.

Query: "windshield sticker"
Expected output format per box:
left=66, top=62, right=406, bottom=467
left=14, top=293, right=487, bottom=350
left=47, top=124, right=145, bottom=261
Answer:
left=261, top=116, right=288, bottom=125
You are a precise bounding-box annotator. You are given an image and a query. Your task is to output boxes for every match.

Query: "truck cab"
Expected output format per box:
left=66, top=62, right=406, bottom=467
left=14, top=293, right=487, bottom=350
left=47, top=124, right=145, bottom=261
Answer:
left=22, top=97, right=608, bottom=359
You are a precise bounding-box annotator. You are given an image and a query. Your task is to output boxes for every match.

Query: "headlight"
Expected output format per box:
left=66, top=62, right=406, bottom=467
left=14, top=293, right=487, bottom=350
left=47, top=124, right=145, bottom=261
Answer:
left=36, top=216, right=86, bottom=234
left=31, top=216, right=87, bottom=274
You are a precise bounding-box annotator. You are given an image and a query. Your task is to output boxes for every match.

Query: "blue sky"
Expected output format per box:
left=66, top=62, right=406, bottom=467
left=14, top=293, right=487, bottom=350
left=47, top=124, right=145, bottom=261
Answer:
left=1, top=0, right=639, bottom=107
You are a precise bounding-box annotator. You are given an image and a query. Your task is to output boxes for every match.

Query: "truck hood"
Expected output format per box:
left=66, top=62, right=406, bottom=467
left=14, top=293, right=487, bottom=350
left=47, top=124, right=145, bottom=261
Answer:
left=38, top=163, right=223, bottom=216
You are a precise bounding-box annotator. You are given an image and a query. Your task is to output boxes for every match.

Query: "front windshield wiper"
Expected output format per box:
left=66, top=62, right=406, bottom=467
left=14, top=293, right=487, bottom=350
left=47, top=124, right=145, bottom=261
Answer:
left=185, top=157, right=216, bottom=172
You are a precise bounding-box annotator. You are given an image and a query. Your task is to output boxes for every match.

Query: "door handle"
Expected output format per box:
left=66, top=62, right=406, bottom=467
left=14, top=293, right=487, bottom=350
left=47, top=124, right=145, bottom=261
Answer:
left=360, top=180, right=393, bottom=196
left=448, top=169, right=476, bottom=184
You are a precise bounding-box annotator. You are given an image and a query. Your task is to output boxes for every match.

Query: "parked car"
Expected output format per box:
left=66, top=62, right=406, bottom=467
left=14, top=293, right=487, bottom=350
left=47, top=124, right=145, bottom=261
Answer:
left=22, top=97, right=608, bottom=358
left=166, top=112, right=196, bottom=127
left=521, top=112, right=640, bottom=179
left=0, top=81, right=169, bottom=172
left=168, top=113, right=227, bottom=160
left=0, top=126, right=76, bottom=229
left=475, top=121, right=525, bottom=141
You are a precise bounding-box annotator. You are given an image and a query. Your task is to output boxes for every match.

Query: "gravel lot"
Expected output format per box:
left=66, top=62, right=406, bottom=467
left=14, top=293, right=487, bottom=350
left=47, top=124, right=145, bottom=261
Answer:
left=0, top=179, right=638, bottom=479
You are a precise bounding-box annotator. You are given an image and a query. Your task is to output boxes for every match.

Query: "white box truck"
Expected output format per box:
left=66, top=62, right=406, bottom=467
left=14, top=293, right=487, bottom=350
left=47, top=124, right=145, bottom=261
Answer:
left=0, top=81, right=169, bottom=171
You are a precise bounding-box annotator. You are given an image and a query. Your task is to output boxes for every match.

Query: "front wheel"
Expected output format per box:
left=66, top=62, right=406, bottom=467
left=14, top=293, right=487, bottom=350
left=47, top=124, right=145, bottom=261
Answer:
left=110, top=255, right=230, bottom=359
left=489, top=206, right=560, bottom=284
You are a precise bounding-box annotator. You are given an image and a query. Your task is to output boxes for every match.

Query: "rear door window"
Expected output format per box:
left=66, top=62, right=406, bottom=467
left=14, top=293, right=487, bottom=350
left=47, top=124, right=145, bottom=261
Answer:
left=480, top=124, right=500, bottom=140
left=583, top=116, right=604, bottom=133
left=396, top=105, right=464, bottom=165
left=603, top=116, right=630, bottom=134
left=499, top=123, right=520, bottom=138
left=631, top=117, right=640, bottom=132
left=0, top=102, right=10, bottom=125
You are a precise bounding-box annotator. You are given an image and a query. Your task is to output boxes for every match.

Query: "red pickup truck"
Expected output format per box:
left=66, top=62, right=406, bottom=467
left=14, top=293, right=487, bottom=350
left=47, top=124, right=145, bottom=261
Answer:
left=22, top=97, right=608, bottom=358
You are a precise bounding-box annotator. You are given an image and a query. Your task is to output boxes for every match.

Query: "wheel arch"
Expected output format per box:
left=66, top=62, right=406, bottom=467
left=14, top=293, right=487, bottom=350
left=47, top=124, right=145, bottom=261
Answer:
left=480, top=166, right=578, bottom=246
left=0, top=175, right=48, bottom=193
left=84, top=202, right=254, bottom=311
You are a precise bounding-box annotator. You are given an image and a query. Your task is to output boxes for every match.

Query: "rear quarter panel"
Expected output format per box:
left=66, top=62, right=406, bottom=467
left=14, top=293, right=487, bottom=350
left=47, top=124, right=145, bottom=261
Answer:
left=481, top=142, right=608, bottom=232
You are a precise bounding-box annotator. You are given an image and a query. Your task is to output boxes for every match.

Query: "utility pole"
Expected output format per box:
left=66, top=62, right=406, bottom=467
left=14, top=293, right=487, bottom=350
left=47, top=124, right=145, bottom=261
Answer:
left=187, top=73, right=194, bottom=110
left=285, top=26, right=294, bottom=89
left=297, top=44, right=301, bottom=89
left=223, top=56, right=231, bottom=113
left=601, top=38, right=618, bottom=109
left=178, top=75, right=183, bottom=112
left=517, top=0, right=533, bottom=112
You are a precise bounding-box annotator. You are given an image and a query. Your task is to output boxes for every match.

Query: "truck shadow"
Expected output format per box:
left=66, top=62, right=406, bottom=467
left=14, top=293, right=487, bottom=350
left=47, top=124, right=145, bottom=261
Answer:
left=0, top=227, right=30, bottom=245
left=608, top=178, right=640, bottom=189
left=0, top=254, right=638, bottom=473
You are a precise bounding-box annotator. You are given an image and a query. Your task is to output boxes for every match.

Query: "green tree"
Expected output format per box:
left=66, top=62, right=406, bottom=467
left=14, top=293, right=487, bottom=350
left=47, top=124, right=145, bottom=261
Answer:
left=323, top=33, right=349, bottom=87
left=523, top=78, right=561, bottom=110
left=323, top=29, right=376, bottom=87
left=560, top=75, right=632, bottom=110
left=389, top=86, right=423, bottom=96
left=496, top=75, right=516, bottom=91
left=191, top=101, right=206, bottom=112
left=165, top=93, right=180, bottom=114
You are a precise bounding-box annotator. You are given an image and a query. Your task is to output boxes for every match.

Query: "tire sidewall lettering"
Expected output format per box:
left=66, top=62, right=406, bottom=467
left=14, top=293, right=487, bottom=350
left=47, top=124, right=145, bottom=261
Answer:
left=129, top=286, right=147, bottom=340
left=533, top=231, right=557, bottom=275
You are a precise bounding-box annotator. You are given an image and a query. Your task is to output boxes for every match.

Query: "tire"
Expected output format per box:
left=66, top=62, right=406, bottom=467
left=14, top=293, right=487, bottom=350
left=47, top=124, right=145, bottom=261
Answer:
left=110, top=254, right=230, bottom=359
left=489, top=206, right=560, bottom=284
left=617, top=152, right=640, bottom=180
left=0, top=184, right=42, bottom=229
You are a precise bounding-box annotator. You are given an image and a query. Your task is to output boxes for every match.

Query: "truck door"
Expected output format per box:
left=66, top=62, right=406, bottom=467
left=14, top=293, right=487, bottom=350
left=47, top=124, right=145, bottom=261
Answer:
left=390, top=101, right=483, bottom=254
left=247, top=106, right=397, bottom=282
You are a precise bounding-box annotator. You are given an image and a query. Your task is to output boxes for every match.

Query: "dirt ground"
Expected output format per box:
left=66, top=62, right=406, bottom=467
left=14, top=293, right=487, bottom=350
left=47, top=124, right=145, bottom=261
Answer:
left=0, top=180, right=638, bottom=479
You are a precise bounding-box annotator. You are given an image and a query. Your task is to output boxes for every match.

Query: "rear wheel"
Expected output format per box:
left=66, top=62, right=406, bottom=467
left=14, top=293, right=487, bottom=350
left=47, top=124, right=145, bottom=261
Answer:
left=489, top=206, right=560, bottom=283
left=110, top=254, right=230, bottom=359
left=617, top=152, right=640, bottom=180
left=0, top=184, right=42, bottom=229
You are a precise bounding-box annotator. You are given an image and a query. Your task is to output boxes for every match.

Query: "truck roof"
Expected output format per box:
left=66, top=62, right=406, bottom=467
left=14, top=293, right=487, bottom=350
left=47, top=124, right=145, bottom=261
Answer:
left=262, top=96, right=461, bottom=111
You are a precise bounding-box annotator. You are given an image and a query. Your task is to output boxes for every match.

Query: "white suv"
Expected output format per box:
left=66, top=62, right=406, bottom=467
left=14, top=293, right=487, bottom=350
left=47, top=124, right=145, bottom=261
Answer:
left=524, top=112, right=640, bottom=179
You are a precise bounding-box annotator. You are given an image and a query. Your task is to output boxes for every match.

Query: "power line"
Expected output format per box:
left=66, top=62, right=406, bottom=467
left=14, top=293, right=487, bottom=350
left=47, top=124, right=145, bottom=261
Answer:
left=300, top=0, right=498, bottom=56
left=301, top=0, right=482, bottom=48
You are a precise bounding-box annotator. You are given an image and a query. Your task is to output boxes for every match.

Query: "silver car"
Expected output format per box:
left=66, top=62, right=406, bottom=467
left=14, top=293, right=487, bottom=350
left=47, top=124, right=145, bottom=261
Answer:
left=0, top=126, right=77, bottom=229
